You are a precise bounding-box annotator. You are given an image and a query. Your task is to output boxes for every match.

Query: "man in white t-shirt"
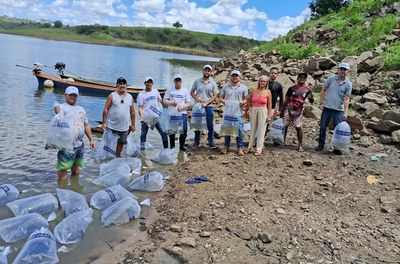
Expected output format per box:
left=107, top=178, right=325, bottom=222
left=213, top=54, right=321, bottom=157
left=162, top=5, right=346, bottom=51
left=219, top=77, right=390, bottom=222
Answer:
left=163, top=74, right=192, bottom=151
left=137, top=76, right=169, bottom=150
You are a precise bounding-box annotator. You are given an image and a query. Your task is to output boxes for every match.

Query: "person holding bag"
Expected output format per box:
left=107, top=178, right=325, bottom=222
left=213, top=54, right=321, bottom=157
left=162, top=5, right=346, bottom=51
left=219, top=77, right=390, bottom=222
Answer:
left=245, top=76, right=272, bottom=156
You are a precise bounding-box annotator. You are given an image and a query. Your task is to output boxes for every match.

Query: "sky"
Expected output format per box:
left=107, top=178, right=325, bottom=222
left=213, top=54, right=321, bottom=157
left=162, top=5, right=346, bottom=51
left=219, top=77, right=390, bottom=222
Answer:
left=0, top=0, right=311, bottom=41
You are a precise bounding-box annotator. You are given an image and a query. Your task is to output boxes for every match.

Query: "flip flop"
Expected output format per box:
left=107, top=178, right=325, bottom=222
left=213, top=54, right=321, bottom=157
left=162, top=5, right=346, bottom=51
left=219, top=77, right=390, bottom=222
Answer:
left=194, top=176, right=209, bottom=181
left=185, top=178, right=202, bottom=184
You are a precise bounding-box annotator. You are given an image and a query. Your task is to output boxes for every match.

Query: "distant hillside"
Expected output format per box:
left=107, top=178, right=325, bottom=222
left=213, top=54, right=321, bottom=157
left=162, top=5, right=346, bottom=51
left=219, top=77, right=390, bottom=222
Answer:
left=0, top=16, right=264, bottom=57
left=252, top=0, right=399, bottom=70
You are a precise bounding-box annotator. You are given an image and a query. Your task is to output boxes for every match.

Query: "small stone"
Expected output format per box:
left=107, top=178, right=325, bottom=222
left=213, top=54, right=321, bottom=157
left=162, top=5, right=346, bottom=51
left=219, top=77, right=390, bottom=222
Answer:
left=381, top=207, right=391, bottom=213
left=314, top=175, right=323, bottom=180
left=199, top=213, right=207, bottom=221
left=258, top=233, right=272, bottom=243
left=170, top=224, right=183, bottom=233
left=380, top=196, right=396, bottom=204
left=139, top=225, right=147, bottom=232
left=177, top=237, right=196, bottom=248
left=276, top=208, right=286, bottom=214
left=199, top=231, right=211, bottom=237
left=171, top=246, right=183, bottom=254
left=303, top=159, right=313, bottom=166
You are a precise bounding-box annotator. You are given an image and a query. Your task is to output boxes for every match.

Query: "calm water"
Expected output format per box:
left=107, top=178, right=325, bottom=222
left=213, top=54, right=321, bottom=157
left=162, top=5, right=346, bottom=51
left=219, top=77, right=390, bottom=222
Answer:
left=0, top=33, right=219, bottom=263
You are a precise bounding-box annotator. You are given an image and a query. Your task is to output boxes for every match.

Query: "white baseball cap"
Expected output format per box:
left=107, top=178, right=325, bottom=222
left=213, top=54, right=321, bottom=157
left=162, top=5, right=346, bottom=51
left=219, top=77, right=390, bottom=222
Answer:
left=203, top=65, right=213, bottom=71
left=65, top=86, right=79, bottom=95
left=144, top=76, right=153, bottom=82
left=174, top=74, right=183, bottom=80
left=231, top=69, right=241, bottom=76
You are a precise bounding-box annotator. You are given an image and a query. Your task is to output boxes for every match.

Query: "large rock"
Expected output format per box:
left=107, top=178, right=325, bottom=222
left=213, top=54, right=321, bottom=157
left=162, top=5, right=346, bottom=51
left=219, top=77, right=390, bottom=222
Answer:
left=383, top=110, right=400, bottom=123
left=362, top=92, right=388, bottom=105
left=303, top=105, right=321, bottom=119
left=306, top=57, right=336, bottom=73
left=371, top=120, right=400, bottom=134
left=328, top=115, right=364, bottom=132
left=391, top=130, right=400, bottom=143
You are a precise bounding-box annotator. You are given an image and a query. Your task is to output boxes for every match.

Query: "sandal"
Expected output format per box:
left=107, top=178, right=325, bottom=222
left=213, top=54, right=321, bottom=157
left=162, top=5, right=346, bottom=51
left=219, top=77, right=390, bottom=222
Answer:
left=254, top=151, right=262, bottom=156
left=298, top=145, right=304, bottom=152
left=244, top=148, right=254, bottom=154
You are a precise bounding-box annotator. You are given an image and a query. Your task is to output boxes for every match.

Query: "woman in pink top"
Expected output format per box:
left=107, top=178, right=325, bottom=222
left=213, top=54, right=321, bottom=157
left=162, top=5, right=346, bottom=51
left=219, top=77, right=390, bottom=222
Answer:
left=245, top=76, right=272, bottom=155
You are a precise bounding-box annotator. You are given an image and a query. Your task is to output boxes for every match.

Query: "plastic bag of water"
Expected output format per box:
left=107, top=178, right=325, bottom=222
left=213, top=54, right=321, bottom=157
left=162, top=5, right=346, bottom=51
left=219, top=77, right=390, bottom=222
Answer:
left=101, top=197, right=141, bottom=227
left=7, top=193, right=58, bottom=216
left=100, top=157, right=142, bottom=176
left=331, top=121, right=351, bottom=152
left=56, top=188, right=89, bottom=217
left=127, top=171, right=165, bottom=192
left=126, top=133, right=139, bottom=157
left=94, top=164, right=132, bottom=188
left=0, top=213, right=48, bottom=243
left=0, top=246, right=11, bottom=264
left=0, top=184, right=19, bottom=207
left=268, top=118, right=285, bottom=145
left=190, top=103, right=207, bottom=131
left=12, top=227, right=58, bottom=264
left=90, top=184, right=138, bottom=210
left=54, top=208, right=93, bottom=245
left=150, top=148, right=177, bottom=165
left=45, top=113, right=74, bottom=151
left=93, top=128, right=119, bottom=162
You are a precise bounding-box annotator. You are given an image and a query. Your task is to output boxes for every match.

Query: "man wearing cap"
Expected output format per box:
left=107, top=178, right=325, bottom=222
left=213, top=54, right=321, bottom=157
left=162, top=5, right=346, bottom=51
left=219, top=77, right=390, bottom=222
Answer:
left=102, top=77, right=136, bottom=157
left=163, top=74, right=192, bottom=151
left=54, top=86, right=95, bottom=182
left=137, top=76, right=169, bottom=150
left=315, top=62, right=352, bottom=152
left=280, top=73, right=314, bottom=152
left=219, top=69, right=249, bottom=156
left=190, top=64, right=219, bottom=149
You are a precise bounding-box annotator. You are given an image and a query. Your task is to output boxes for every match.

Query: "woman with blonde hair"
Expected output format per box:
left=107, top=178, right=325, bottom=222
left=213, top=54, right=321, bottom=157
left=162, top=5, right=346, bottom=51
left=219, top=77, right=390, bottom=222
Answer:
left=245, top=75, right=272, bottom=155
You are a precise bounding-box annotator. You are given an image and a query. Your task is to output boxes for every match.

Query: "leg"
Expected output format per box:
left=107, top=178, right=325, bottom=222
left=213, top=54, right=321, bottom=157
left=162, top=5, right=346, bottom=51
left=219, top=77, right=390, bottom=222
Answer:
left=179, top=114, right=188, bottom=150
left=318, top=109, right=332, bottom=147
left=296, top=127, right=303, bottom=149
left=205, top=106, right=215, bottom=145
left=115, top=142, right=123, bottom=157
left=333, top=110, right=344, bottom=128
left=155, top=121, right=169, bottom=148
left=169, top=134, right=176, bottom=148
left=236, top=117, right=244, bottom=149
left=256, top=108, right=268, bottom=152
left=247, top=107, right=258, bottom=151
left=58, top=170, right=68, bottom=182
left=140, top=122, right=149, bottom=147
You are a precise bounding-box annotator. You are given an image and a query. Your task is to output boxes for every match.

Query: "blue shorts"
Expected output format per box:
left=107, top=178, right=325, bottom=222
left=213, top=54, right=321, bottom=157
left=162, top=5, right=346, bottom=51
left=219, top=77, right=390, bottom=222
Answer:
left=56, top=144, right=85, bottom=170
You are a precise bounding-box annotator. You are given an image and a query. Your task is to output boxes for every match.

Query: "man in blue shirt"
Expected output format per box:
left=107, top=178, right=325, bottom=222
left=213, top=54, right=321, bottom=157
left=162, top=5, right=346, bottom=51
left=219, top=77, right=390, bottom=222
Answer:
left=315, top=62, right=353, bottom=152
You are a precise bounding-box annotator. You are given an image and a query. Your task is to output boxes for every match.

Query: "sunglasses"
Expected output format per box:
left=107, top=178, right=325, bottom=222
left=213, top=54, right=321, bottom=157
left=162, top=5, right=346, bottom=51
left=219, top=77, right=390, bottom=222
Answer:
left=174, top=78, right=182, bottom=82
left=231, top=74, right=239, bottom=77
left=339, top=67, right=348, bottom=71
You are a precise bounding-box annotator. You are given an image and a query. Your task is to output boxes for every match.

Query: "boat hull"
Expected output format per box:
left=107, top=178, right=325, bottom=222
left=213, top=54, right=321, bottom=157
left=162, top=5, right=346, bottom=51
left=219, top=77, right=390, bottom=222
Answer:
left=34, top=72, right=166, bottom=99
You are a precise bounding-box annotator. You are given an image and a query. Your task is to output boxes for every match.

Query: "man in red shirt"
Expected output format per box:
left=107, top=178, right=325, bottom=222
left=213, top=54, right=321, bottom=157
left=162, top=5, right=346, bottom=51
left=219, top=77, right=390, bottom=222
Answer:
left=280, top=73, right=314, bottom=152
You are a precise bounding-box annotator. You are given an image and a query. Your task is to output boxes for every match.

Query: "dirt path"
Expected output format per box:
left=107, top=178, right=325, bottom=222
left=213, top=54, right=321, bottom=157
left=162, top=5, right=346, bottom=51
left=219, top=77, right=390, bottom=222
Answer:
left=116, top=119, right=400, bottom=264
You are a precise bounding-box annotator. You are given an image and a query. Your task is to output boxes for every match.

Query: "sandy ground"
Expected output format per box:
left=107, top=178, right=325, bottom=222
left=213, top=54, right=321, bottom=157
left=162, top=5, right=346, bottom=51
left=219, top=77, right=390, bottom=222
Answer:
left=100, top=118, right=399, bottom=264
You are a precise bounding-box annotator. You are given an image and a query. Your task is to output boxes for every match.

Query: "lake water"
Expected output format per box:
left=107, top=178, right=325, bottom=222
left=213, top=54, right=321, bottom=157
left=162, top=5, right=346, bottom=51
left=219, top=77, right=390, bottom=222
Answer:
left=0, top=33, right=219, bottom=263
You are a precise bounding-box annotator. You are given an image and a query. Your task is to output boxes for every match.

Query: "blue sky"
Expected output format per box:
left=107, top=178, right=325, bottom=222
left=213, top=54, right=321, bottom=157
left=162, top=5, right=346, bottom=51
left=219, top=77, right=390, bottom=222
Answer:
left=0, top=0, right=311, bottom=41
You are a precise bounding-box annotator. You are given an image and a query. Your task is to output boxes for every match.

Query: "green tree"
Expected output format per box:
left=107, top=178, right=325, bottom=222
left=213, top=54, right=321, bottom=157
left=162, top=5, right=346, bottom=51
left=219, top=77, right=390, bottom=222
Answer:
left=309, top=0, right=350, bottom=19
left=173, top=21, right=183, bottom=29
left=54, top=20, right=63, bottom=28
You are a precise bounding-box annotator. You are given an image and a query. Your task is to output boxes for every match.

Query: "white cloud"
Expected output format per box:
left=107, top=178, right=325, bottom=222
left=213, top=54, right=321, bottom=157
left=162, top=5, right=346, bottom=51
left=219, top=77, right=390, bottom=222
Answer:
left=132, top=0, right=166, bottom=13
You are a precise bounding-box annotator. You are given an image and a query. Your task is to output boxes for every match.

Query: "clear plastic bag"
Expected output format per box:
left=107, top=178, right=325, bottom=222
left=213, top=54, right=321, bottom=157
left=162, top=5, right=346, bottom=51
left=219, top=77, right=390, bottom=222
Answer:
left=12, top=227, right=59, bottom=264
left=7, top=193, right=58, bottom=216
left=45, top=113, right=73, bottom=150
left=101, top=197, right=141, bottom=227
left=0, top=213, right=48, bottom=243
left=142, top=101, right=162, bottom=129
left=0, top=184, right=19, bottom=207
left=220, top=101, right=241, bottom=137
left=100, top=157, right=142, bottom=176
left=90, top=184, right=138, bottom=210
left=94, top=164, right=132, bottom=188
left=190, top=103, right=207, bottom=131
left=56, top=188, right=89, bottom=217
left=126, top=133, right=138, bottom=157
left=127, top=171, right=165, bottom=192
left=54, top=208, right=93, bottom=245
left=0, top=246, right=11, bottom=264
left=167, top=107, right=183, bottom=135
left=150, top=148, right=177, bottom=165
left=93, top=129, right=119, bottom=162
left=331, top=121, right=351, bottom=152
left=268, top=118, right=285, bottom=145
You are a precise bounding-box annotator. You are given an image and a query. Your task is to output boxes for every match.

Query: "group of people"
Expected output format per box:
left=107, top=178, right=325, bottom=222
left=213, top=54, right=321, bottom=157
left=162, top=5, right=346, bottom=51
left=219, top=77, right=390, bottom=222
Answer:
left=54, top=62, right=352, bottom=182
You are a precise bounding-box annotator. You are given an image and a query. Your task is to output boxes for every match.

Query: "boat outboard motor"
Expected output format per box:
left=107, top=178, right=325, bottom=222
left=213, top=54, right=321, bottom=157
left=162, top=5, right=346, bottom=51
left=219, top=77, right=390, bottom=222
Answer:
left=32, top=63, right=43, bottom=74
left=55, top=62, right=66, bottom=74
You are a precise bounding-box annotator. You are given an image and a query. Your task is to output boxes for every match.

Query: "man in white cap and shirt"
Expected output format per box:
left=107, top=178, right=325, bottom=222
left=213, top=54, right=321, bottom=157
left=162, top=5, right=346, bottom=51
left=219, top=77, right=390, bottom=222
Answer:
left=315, top=62, right=353, bottom=151
left=54, top=86, right=95, bottom=182
left=190, top=64, right=219, bottom=149
left=163, top=74, right=192, bottom=151
left=219, top=69, right=249, bottom=156
left=137, top=76, right=169, bottom=150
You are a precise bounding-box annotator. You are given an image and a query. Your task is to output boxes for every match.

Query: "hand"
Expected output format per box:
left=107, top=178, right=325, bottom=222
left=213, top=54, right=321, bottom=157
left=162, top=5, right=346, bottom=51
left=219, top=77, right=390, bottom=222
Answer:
left=343, top=113, right=348, bottom=120
left=201, top=102, right=207, bottom=108
left=319, top=103, right=324, bottom=110
left=177, top=106, right=183, bottom=112
left=172, top=101, right=178, bottom=107
left=101, top=123, right=106, bottom=130
left=196, top=97, right=202, bottom=103
left=129, top=125, right=136, bottom=132
left=89, top=140, right=95, bottom=150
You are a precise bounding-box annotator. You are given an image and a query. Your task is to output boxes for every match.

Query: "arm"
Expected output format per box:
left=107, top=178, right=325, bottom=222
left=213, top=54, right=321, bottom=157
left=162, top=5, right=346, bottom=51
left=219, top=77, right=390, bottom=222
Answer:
left=319, top=86, right=327, bottom=110
left=190, top=85, right=202, bottom=103
left=278, top=85, right=284, bottom=112
left=280, top=96, right=289, bottom=118
left=202, top=92, right=217, bottom=108
left=307, top=90, right=315, bottom=104
left=267, top=91, right=273, bottom=120
left=343, top=96, right=350, bottom=119
left=84, top=123, right=95, bottom=150
left=129, top=101, right=136, bottom=132
left=101, top=95, right=113, bottom=129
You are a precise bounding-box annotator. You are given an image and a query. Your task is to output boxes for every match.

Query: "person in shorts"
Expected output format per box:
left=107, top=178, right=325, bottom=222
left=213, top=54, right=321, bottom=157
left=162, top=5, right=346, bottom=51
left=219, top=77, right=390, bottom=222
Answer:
left=280, top=73, right=314, bottom=152
left=101, top=77, right=136, bottom=156
left=54, top=86, right=95, bottom=182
